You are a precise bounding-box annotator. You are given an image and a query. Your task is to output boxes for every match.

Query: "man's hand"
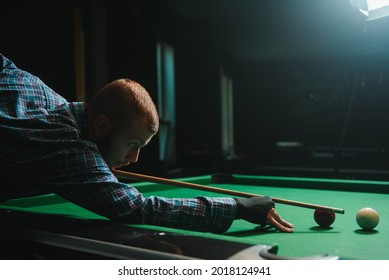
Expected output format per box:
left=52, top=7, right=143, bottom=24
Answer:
left=267, top=208, right=294, bottom=233
left=235, top=196, right=294, bottom=233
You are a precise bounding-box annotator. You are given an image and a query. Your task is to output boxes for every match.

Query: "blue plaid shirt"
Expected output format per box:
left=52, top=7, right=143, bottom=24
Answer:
left=0, top=54, right=237, bottom=233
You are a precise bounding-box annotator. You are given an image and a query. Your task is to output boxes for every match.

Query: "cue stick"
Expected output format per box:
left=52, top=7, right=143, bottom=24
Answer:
left=112, top=170, right=345, bottom=214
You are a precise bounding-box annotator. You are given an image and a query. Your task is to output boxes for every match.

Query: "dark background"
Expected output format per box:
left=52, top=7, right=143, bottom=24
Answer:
left=3, top=0, right=389, bottom=180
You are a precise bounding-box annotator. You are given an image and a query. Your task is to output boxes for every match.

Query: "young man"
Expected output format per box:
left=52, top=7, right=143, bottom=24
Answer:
left=0, top=53, right=293, bottom=233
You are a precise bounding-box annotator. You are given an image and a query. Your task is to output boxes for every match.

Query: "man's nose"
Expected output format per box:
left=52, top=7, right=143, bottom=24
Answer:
left=126, top=149, right=140, bottom=163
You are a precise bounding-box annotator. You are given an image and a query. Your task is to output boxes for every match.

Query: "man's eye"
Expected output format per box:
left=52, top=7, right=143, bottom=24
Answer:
left=128, top=143, right=139, bottom=150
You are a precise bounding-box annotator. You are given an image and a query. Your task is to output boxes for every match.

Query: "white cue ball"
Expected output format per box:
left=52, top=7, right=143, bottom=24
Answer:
left=356, top=207, right=379, bottom=230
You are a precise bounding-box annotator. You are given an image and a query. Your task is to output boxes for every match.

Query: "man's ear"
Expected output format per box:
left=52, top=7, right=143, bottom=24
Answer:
left=93, top=115, right=112, bottom=139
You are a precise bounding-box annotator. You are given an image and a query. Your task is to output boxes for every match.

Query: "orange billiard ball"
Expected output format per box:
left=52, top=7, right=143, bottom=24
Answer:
left=314, top=209, right=335, bottom=227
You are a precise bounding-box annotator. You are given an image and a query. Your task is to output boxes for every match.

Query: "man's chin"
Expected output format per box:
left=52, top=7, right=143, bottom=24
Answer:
left=110, top=162, right=129, bottom=170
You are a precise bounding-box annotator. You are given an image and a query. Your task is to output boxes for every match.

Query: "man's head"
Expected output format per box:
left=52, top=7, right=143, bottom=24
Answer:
left=86, top=79, right=159, bottom=169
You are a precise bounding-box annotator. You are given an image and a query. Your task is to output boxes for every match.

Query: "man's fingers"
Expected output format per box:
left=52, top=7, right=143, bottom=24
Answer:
left=271, top=209, right=294, bottom=228
left=267, top=208, right=294, bottom=233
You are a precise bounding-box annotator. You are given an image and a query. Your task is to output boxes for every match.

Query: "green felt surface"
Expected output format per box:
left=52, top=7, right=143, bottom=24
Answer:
left=1, top=174, right=389, bottom=260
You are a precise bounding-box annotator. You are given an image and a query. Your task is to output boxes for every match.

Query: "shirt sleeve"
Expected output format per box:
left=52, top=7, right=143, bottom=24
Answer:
left=44, top=145, right=237, bottom=233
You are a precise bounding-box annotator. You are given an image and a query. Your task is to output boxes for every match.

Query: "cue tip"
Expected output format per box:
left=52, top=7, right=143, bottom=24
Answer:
left=331, top=208, right=345, bottom=214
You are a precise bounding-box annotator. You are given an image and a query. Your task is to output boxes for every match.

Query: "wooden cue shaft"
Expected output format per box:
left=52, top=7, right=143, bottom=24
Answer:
left=112, top=170, right=345, bottom=214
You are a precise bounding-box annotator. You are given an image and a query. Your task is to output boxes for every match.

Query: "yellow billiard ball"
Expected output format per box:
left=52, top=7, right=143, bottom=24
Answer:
left=356, top=207, right=379, bottom=230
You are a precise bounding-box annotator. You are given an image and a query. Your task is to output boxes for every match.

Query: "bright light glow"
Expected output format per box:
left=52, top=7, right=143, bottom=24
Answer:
left=350, top=0, right=389, bottom=20
left=367, top=0, right=389, bottom=10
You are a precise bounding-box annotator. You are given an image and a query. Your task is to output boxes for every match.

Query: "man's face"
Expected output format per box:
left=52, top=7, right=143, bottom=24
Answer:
left=95, top=117, right=154, bottom=169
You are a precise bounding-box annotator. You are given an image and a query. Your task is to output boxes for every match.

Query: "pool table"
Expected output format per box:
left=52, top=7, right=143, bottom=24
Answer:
left=0, top=173, right=388, bottom=260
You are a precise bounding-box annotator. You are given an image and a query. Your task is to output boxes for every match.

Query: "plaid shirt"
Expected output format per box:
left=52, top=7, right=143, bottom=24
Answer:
left=0, top=54, right=237, bottom=233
